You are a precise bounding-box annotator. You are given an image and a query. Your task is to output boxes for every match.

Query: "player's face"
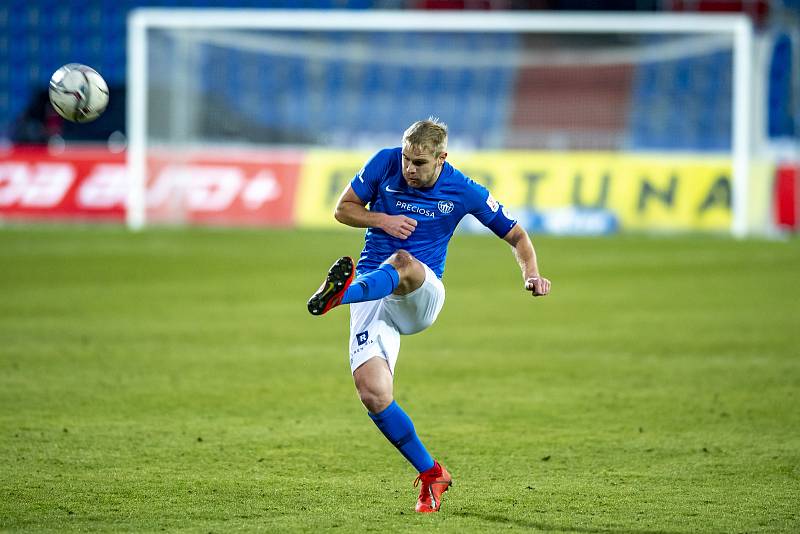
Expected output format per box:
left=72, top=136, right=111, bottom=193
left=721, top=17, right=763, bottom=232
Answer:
left=401, top=144, right=446, bottom=188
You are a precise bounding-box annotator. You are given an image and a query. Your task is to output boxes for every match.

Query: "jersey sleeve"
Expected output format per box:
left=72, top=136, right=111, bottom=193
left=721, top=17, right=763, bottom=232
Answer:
left=466, top=179, right=518, bottom=238
left=350, top=148, right=394, bottom=204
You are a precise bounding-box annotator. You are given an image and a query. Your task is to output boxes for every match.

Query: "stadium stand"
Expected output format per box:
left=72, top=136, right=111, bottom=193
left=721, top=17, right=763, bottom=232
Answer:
left=627, top=50, right=733, bottom=151
left=1, top=0, right=797, bottom=150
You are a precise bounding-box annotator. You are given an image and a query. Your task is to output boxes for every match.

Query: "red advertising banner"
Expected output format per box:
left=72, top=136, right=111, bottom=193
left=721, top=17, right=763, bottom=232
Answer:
left=145, top=149, right=303, bottom=226
left=0, top=146, right=126, bottom=221
left=0, top=145, right=303, bottom=226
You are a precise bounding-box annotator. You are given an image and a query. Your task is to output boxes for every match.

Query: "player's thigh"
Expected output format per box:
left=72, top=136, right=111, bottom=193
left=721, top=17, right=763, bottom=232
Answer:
left=349, top=300, right=401, bottom=375
left=383, top=264, right=445, bottom=335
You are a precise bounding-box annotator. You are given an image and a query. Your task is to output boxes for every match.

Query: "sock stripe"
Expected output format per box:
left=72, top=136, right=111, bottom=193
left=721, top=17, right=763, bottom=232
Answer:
left=394, top=432, right=415, bottom=448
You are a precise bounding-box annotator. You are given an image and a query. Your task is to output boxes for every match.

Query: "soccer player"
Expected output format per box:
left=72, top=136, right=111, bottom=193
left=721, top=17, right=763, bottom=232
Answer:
left=307, top=118, right=550, bottom=513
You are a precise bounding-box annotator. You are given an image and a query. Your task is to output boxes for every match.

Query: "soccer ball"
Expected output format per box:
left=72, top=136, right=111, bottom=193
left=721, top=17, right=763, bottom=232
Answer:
left=48, top=63, right=109, bottom=123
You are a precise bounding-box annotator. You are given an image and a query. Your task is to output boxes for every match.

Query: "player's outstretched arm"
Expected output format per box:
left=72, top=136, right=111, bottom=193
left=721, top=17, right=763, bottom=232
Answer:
left=502, top=224, right=551, bottom=297
left=334, top=185, right=417, bottom=240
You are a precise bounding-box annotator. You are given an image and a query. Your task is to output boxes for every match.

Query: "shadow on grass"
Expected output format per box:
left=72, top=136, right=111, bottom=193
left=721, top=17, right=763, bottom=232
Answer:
left=452, top=510, right=686, bottom=534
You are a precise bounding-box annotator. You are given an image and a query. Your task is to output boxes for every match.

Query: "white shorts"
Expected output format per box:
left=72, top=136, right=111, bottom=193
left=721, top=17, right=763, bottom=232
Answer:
left=348, top=263, right=445, bottom=375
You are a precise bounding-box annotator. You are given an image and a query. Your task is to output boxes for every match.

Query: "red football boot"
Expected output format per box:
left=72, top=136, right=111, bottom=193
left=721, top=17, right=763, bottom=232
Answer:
left=307, top=257, right=355, bottom=315
left=414, top=461, right=452, bottom=513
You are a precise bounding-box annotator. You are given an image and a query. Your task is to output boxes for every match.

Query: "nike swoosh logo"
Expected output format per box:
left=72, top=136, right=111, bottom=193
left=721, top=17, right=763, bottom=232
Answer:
left=385, top=186, right=402, bottom=193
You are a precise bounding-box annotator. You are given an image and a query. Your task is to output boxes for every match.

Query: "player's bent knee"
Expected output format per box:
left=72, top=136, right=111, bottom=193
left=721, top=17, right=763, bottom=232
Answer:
left=353, top=357, right=394, bottom=413
left=386, top=250, right=426, bottom=295
left=386, top=249, right=415, bottom=272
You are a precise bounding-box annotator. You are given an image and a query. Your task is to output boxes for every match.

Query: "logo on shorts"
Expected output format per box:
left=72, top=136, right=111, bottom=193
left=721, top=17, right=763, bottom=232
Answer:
left=437, top=200, right=454, bottom=214
left=356, top=331, right=369, bottom=346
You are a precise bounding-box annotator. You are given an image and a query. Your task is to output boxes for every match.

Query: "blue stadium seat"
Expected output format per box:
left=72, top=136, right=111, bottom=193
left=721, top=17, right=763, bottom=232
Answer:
left=768, top=33, right=794, bottom=138
left=628, top=47, right=738, bottom=152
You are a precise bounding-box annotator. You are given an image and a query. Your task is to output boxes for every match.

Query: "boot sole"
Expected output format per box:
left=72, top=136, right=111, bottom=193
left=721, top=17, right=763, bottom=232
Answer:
left=307, top=257, right=354, bottom=315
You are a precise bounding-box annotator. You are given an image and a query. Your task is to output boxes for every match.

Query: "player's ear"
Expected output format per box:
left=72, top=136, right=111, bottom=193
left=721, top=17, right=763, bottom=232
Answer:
left=438, top=151, right=447, bottom=164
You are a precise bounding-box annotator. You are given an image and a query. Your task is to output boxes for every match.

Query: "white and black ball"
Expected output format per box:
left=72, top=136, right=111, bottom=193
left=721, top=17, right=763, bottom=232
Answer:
left=48, top=63, right=109, bottom=123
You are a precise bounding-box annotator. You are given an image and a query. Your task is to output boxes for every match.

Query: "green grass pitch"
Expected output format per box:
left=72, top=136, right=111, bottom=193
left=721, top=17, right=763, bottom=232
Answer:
left=1, top=226, right=798, bottom=532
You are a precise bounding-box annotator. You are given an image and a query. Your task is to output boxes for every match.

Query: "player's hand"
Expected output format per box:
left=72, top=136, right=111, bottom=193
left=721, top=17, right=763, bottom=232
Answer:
left=381, top=214, right=417, bottom=240
left=525, top=276, right=551, bottom=297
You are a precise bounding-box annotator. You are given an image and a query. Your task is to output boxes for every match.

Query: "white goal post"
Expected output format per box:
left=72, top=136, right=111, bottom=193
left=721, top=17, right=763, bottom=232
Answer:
left=127, top=9, right=758, bottom=236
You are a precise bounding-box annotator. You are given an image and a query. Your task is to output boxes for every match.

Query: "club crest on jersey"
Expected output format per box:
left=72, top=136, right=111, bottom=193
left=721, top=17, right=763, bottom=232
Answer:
left=437, top=200, right=454, bottom=214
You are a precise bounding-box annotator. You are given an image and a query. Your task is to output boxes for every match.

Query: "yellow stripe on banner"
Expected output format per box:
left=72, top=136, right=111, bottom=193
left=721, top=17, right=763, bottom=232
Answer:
left=448, top=151, right=739, bottom=231
left=295, top=150, right=772, bottom=232
left=294, top=150, right=369, bottom=228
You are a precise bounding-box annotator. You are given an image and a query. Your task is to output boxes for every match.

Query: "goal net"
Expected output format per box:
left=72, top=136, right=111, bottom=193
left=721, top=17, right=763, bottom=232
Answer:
left=127, top=10, right=769, bottom=236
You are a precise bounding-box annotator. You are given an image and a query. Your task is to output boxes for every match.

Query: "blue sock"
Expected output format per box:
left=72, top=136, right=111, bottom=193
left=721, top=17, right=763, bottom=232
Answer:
left=341, top=264, right=400, bottom=304
left=369, top=401, right=435, bottom=473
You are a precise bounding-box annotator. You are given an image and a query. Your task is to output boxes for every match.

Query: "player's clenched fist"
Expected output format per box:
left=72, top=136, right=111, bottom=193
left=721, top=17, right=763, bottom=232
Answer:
left=525, top=276, right=551, bottom=297
left=380, top=214, right=417, bottom=240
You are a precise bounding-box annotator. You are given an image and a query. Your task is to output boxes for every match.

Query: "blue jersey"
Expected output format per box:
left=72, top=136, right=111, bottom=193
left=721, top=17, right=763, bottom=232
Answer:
left=350, top=147, right=517, bottom=279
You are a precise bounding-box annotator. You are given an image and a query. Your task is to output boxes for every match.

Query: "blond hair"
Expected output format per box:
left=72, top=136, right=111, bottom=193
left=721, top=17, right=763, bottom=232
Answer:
left=402, top=117, right=448, bottom=157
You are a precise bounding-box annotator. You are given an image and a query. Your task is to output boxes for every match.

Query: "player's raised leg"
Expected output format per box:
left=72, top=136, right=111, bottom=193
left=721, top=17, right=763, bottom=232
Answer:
left=354, top=355, right=452, bottom=513
left=344, top=249, right=428, bottom=303
left=307, top=250, right=427, bottom=315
